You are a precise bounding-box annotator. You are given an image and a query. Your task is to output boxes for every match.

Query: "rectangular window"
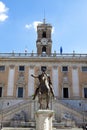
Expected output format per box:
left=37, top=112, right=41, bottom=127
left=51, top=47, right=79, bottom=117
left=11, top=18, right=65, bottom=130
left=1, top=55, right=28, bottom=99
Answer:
left=42, top=31, right=46, bottom=38
left=84, top=88, right=87, bottom=98
left=82, top=66, right=87, bottom=72
left=0, top=66, right=5, bottom=71
left=62, top=66, right=68, bottom=72
left=0, top=87, right=2, bottom=97
left=18, top=87, right=23, bottom=98
left=19, top=66, right=25, bottom=71
left=41, top=66, right=47, bottom=71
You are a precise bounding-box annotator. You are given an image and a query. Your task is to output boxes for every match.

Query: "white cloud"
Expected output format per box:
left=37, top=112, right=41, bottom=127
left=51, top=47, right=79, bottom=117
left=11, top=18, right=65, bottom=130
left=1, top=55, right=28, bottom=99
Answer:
left=25, top=21, right=55, bottom=34
left=33, top=21, right=42, bottom=31
left=0, top=1, right=9, bottom=22
left=25, top=24, right=32, bottom=29
left=25, top=21, right=42, bottom=31
left=0, top=13, right=8, bottom=22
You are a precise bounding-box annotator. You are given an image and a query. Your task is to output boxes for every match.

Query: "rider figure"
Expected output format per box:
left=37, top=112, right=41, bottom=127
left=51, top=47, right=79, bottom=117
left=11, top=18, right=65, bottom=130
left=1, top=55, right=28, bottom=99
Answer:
left=47, top=74, right=55, bottom=98
left=31, top=69, right=54, bottom=100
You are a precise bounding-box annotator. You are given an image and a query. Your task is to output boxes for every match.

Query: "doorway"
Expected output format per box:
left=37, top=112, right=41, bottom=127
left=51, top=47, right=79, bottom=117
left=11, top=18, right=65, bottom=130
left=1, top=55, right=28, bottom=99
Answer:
left=63, top=88, right=69, bottom=98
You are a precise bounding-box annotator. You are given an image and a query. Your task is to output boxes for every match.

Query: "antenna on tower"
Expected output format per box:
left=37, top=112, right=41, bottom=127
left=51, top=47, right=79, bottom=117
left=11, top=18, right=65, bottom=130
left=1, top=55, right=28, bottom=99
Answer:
left=43, top=9, right=46, bottom=24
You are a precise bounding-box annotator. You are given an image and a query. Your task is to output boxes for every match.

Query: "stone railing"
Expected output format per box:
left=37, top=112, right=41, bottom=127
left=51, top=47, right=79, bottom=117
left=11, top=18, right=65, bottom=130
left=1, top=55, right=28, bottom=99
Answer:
left=0, top=52, right=87, bottom=59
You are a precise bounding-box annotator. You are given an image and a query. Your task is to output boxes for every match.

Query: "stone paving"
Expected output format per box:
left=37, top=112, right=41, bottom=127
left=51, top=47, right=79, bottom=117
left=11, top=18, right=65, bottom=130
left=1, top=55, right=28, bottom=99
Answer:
left=1, top=127, right=83, bottom=130
left=53, top=128, right=83, bottom=130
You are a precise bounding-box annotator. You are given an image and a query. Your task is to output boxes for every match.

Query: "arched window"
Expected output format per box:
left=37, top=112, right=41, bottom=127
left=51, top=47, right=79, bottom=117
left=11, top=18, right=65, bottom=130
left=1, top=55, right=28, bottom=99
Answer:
left=42, top=31, right=46, bottom=38
left=42, top=46, right=46, bottom=52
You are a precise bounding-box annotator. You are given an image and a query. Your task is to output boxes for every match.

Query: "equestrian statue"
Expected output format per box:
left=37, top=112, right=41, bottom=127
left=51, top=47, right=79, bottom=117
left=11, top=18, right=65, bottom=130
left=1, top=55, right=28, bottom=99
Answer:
left=31, top=68, right=55, bottom=109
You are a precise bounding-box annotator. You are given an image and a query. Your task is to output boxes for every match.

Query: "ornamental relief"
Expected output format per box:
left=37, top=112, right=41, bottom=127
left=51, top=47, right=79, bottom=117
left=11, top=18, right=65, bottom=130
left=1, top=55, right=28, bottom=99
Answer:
left=72, top=65, right=77, bottom=69
left=62, top=72, right=68, bottom=83
left=81, top=82, right=87, bottom=88
left=60, top=75, right=71, bottom=87
left=60, top=82, right=71, bottom=88
left=63, top=76, right=68, bottom=83
left=30, top=65, right=35, bottom=69
left=9, top=65, right=15, bottom=69
left=16, top=72, right=26, bottom=87
left=53, top=66, right=58, bottom=69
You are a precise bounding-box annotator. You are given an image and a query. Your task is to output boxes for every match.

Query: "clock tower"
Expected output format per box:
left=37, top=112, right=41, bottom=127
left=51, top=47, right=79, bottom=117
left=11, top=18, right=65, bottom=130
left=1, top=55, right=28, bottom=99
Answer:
left=36, top=19, right=52, bottom=56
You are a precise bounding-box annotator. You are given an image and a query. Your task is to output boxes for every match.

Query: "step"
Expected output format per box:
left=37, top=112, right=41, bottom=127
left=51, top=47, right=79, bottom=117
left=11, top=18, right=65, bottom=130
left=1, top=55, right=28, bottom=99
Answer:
left=1, top=127, right=83, bottom=130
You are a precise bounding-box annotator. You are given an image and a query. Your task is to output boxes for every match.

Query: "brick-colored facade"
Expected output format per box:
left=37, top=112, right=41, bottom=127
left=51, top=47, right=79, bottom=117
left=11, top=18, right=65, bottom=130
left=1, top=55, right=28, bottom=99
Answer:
left=0, top=56, right=87, bottom=99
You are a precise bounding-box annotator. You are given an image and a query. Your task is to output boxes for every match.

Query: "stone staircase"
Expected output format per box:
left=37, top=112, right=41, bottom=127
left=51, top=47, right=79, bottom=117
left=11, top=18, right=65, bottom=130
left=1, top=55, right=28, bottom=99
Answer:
left=55, top=99, right=87, bottom=120
left=1, top=127, right=83, bottom=130
left=0, top=98, right=87, bottom=128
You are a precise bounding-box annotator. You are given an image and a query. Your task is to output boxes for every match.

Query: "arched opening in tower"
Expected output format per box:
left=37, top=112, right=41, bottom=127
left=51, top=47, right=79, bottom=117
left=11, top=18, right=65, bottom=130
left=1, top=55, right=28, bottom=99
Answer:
left=42, top=31, right=46, bottom=38
left=42, top=46, right=46, bottom=53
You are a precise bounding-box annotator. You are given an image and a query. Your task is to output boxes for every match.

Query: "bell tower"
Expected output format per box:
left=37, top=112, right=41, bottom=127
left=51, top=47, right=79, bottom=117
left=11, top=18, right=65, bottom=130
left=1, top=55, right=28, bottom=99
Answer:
left=36, top=19, right=52, bottom=56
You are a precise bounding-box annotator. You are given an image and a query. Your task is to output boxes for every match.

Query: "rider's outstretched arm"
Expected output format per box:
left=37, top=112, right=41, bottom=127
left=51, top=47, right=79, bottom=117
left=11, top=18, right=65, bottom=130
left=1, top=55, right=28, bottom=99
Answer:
left=31, top=74, right=38, bottom=78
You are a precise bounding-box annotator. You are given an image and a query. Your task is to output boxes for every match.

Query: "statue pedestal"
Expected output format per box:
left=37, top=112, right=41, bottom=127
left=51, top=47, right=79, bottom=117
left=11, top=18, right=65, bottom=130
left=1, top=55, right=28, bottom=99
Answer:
left=35, top=110, right=54, bottom=130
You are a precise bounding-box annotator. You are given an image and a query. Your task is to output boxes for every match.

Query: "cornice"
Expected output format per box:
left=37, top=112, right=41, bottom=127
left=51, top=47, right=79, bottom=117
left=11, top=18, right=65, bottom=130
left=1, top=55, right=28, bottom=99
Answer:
left=0, top=57, right=87, bottom=63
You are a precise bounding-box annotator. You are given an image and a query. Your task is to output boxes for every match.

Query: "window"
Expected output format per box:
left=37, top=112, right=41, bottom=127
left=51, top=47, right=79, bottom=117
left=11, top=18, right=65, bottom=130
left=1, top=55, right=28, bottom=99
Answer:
left=0, top=87, right=2, bottom=97
left=84, top=88, right=87, bottom=98
left=41, top=66, right=47, bottom=71
left=18, top=87, right=23, bottom=98
left=63, top=88, right=69, bottom=98
left=82, top=66, right=87, bottom=72
left=62, top=66, right=68, bottom=72
left=42, top=31, right=46, bottom=38
left=42, top=46, right=46, bottom=52
left=19, top=66, right=25, bottom=71
left=0, top=66, right=5, bottom=71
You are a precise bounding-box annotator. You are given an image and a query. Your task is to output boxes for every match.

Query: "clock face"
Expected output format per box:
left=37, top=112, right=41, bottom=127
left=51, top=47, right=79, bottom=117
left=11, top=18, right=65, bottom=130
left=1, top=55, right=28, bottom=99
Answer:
left=41, top=38, right=48, bottom=45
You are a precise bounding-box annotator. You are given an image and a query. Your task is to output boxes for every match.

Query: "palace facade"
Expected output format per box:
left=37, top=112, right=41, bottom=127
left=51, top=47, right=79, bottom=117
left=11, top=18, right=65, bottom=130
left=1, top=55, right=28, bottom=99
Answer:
left=0, top=19, right=87, bottom=125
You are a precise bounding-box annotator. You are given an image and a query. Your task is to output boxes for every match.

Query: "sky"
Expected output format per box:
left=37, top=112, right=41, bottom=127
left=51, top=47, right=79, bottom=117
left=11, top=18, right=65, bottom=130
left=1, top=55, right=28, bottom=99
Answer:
left=0, top=0, right=87, bottom=54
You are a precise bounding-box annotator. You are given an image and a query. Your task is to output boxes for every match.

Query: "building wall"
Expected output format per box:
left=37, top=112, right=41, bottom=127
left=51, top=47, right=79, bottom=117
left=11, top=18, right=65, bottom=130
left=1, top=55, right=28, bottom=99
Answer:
left=0, top=57, right=87, bottom=99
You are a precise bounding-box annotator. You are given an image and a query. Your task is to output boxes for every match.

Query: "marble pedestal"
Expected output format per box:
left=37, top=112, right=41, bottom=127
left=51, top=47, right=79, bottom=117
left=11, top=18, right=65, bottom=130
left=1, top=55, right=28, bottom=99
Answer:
left=35, top=110, right=54, bottom=130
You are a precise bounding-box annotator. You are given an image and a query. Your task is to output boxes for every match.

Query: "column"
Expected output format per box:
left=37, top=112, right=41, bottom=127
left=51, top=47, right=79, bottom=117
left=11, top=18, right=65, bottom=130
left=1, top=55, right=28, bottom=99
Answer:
left=28, top=65, right=34, bottom=96
left=72, top=66, right=79, bottom=97
left=7, top=65, right=15, bottom=96
left=52, top=66, right=59, bottom=97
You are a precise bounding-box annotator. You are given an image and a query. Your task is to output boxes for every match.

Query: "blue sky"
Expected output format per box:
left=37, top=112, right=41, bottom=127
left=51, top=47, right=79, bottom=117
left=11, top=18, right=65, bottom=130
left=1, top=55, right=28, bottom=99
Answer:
left=0, top=0, right=87, bottom=53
